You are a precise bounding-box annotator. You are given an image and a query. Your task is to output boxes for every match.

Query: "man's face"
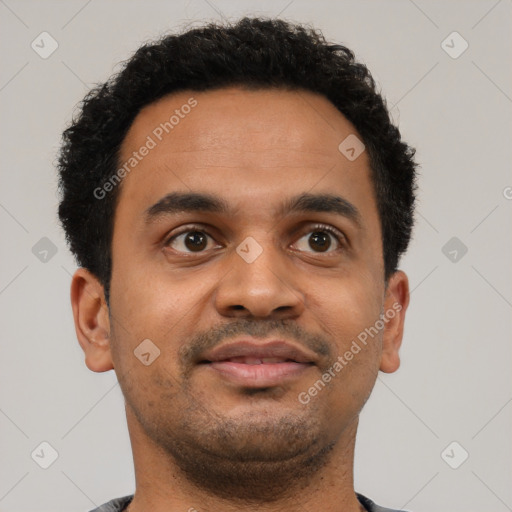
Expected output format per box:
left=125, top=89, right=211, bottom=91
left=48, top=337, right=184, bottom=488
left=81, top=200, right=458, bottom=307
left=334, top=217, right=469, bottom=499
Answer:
left=92, top=87, right=406, bottom=497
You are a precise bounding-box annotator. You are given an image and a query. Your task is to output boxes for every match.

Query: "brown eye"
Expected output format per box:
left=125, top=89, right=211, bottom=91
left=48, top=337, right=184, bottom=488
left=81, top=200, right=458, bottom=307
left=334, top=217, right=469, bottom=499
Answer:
left=293, top=226, right=343, bottom=254
left=308, top=231, right=331, bottom=252
left=184, top=231, right=208, bottom=251
left=166, top=230, right=215, bottom=253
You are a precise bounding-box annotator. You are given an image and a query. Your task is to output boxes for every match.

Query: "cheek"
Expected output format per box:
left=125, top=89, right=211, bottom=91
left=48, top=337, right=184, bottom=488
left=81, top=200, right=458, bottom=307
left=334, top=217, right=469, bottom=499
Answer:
left=303, top=271, right=383, bottom=397
left=111, top=256, right=186, bottom=326
left=107, top=276, right=188, bottom=411
left=306, top=269, right=382, bottom=346
left=109, top=263, right=214, bottom=375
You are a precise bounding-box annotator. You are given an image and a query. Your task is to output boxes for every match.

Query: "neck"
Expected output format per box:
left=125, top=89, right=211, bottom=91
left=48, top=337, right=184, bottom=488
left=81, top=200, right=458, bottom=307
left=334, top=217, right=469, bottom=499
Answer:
left=124, top=405, right=365, bottom=512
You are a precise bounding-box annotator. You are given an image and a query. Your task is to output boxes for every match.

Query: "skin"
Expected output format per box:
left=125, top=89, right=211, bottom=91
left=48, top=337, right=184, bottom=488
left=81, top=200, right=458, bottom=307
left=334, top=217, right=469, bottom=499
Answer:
left=71, top=87, right=409, bottom=512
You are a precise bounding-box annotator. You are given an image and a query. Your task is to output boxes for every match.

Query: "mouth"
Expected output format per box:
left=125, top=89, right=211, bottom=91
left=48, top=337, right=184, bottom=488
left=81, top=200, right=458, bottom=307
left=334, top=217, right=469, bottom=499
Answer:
left=197, top=340, right=316, bottom=388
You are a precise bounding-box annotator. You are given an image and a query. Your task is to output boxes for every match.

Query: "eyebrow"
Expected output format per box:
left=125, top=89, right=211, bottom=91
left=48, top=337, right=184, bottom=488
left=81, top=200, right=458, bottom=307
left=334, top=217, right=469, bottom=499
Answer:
left=145, top=192, right=230, bottom=220
left=279, top=192, right=362, bottom=228
left=144, top=191, right=363, bottom=228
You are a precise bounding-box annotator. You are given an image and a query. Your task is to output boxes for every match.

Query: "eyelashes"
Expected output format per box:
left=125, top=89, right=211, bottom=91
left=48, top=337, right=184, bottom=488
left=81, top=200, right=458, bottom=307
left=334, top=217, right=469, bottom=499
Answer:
left=164, top=223, right=347, bottom=255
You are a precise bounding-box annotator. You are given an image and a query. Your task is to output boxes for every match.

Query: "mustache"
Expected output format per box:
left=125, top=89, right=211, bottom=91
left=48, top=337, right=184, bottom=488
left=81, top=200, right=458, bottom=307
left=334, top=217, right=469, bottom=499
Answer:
left=178, top=318, right=332, bottom=369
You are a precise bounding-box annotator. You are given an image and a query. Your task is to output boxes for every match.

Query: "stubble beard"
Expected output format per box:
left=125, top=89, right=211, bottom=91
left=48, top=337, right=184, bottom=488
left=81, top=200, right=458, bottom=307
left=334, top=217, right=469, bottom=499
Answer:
left=132, top=389, right=338, bottom=504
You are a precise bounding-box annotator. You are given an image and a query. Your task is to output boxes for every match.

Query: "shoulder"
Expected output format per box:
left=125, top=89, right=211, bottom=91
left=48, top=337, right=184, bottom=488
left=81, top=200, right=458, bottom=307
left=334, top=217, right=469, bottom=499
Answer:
left=88, top=493, right=405, bottom=512
left=88, top=494, right=134, bottom=512
left=357, top=493, right=411, bottom=512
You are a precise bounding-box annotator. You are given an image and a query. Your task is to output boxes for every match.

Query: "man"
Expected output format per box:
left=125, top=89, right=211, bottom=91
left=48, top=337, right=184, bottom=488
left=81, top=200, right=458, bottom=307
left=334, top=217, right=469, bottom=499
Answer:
left=58, top=17, right=416, bottom=512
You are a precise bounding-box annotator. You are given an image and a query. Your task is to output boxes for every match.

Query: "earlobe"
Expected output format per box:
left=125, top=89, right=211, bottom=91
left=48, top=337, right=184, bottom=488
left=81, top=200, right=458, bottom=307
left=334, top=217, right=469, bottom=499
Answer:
left=70, top=268, right=114, bottom=373
left=379, top=270, right=410, bottom=374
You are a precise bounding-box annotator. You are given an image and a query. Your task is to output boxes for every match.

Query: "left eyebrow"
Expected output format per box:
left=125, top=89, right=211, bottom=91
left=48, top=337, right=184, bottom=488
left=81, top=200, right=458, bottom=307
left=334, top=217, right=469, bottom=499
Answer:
left=278, top=192, right=363, bottom=230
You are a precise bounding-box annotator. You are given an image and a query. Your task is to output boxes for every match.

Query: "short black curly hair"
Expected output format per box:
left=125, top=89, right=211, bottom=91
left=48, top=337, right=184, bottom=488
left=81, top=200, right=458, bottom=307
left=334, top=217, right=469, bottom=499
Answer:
left=58, top=17, right=417, bottom=303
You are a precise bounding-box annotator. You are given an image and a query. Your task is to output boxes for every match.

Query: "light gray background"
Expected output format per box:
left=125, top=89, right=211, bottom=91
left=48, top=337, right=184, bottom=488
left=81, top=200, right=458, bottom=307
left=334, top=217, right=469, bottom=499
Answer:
left=0, top=1, right=511, bottom=511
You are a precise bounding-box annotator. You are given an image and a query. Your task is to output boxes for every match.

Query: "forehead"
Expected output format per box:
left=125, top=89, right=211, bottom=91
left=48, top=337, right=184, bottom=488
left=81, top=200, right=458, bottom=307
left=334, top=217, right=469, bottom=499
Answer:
left=114, top=87, right=379, bottom=239
left=122, top=86, right=351, bottom=157
left=118, top=87, right=374, bottom=194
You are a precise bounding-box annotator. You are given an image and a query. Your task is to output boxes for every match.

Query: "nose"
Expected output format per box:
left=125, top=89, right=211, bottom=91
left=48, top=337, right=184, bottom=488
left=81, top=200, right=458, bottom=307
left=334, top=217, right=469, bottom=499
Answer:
left=213, top=236, right=305, bottom=319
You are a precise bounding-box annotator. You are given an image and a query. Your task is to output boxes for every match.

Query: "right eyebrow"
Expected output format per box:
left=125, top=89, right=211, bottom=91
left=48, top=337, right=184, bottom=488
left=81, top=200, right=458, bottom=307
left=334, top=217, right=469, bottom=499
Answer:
left=144, top=192, right=230, bottom=224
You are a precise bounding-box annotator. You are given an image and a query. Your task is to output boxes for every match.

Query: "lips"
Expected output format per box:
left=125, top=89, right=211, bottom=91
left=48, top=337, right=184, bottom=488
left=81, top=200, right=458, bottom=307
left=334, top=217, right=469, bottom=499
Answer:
left=199, top=340, right=316, bottom=365
left=221, top=356, right=296, bottom=364
left=198, top=340, right=316, bottom=387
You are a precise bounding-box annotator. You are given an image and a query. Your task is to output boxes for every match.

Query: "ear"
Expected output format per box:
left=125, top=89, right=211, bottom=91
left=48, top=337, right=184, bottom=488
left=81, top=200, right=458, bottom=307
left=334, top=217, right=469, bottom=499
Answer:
left=379, top=270, right=410, bottom=374
left=70, top=268, right=114, bottom=372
